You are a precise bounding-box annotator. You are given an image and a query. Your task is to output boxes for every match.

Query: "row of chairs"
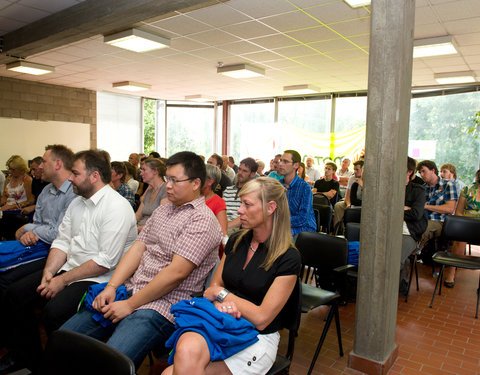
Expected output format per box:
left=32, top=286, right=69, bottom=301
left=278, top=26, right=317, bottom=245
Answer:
left=40, top=231, right=352, bottom=375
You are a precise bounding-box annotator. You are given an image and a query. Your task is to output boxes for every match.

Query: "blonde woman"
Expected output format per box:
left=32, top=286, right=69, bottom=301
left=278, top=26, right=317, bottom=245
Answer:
left=162, top=177, right=301, bottom=375
left=1, top=155, right=34, bottom=211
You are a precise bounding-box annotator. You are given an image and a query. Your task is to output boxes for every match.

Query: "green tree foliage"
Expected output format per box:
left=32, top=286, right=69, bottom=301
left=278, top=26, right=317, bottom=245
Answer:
left=143, top=98, right=156, bottom=154
left=409, top=92, right=480, bottom=183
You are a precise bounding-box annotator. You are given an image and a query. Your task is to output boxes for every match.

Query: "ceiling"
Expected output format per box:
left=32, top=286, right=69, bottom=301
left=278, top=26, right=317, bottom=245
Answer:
left=0, top=0, right=479, bottom=101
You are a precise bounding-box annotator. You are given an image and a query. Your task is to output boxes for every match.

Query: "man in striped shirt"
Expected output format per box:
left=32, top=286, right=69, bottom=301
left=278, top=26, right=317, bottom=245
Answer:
left=225, top=157, right=258, bottom=234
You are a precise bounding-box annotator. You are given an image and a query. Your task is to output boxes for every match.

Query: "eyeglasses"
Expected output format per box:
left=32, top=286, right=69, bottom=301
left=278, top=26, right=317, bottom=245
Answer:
left=165, top=176, right=194, bottom=185
left=279, top=159, right=293, bottom=164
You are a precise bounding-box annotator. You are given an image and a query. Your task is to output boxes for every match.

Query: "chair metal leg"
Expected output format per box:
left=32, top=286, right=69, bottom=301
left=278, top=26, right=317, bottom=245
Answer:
left=476, top=276, right=480, bottom=319
left=430, top=265, right=444, bottom=308
left=307, top=305, right=336, bottom=375
left=414, top=257, right=419, bottom=291
left=333, top=304, right=343, bottom=356
left=405, top=255, right=414, bottom=302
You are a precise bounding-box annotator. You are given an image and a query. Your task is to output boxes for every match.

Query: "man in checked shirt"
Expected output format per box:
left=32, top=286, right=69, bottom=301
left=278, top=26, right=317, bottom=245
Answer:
left=62, top=151, right=222, bottom=368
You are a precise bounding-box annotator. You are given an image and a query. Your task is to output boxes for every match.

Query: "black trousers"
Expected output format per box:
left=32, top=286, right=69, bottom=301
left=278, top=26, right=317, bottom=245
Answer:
left=3, top=269, right=95, bottom=371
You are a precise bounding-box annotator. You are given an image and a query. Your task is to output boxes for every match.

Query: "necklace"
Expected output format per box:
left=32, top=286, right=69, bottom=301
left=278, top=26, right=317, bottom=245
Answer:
left=249, top=244, right=257, bottom=253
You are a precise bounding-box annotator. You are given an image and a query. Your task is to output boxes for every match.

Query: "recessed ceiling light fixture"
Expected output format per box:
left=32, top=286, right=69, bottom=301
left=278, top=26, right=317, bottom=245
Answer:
left=283, top=84, right=321, bottom=95
left=343, top=0, right=371, bottom=8
left=185, top=94, right=216, bottom=102
left=112, top=81, right=151, bottom=92
left=413, top=36, right=457, bottom=58
left=104, top=28, right=170, bottom=52
left=217, top=63, right=265, bottom=78
left=434, top=71, right=476, bottom=84
left=6, top=60, right=55, bottom=75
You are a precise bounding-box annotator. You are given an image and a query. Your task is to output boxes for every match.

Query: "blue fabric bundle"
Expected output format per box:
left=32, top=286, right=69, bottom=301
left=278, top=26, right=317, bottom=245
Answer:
left=0, top=240, right=50, bottom=271
left=348, top=241, right=360, bottom=266
left=84, top=282, right=128, bottom=327
left=166, top=297, right=259, bottom=365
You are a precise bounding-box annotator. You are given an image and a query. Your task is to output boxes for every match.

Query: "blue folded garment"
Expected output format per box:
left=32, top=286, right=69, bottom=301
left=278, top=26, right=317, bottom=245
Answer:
left=0, top=240, right=50, bottom=271
left=83, top=282, right=128, bottom=327
left=348, top=241, right=360, bottom=266
left=166, top=297, right=259, bottom=365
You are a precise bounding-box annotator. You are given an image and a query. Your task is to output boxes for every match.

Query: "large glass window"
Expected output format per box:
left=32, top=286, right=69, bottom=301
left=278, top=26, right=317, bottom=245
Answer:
left=229, top=101, right=275, bottom=164
left=409, top=91, right=480, bottom=183
left=97, top=92, right=141, bottom=161
left=277, top=98, right=331, bottom=165
left=166, top=103, right=215, bottom=157
left=333, top=96, right=367, bottom=164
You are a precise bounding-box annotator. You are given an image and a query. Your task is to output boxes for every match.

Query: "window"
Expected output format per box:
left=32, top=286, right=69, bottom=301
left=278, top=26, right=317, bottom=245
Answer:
left=97, top=92, right=141, bottom=161
left=166, top=103, right=215, bottom=157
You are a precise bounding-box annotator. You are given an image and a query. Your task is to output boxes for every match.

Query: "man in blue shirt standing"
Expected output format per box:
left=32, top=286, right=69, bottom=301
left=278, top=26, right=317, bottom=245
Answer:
left=277, top=150, right=316, bottom=240
left=0, top=144, right=77, bottom=290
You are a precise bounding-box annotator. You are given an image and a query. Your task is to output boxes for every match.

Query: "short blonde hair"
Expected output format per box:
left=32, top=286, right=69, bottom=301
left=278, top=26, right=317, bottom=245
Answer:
left=233, top=177, right=294, bottom=270
left=440, top=163, right=457, bottom=179
left=6, top=155, right=28, bottom=174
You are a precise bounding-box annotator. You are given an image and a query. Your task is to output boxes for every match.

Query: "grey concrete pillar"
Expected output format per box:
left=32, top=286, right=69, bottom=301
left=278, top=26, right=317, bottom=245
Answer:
left=349, top=1, right=415, bottom=374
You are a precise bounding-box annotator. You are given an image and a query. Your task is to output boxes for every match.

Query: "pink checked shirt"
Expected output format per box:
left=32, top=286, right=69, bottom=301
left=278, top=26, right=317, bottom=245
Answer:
left=125, top=196, right=222, bottom=323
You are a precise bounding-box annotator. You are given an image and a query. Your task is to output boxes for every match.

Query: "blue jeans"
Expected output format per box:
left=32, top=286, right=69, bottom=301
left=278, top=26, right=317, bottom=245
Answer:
left=61, top=307, right=175, bottom=367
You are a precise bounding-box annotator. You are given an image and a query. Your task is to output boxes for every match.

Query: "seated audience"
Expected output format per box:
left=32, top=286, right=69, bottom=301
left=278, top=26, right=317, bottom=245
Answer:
left=224, top=158, right=258, bottom=234
left=0, top=145, right=76, bottom=291
left=400, top=157, right=427, bottom=294
left=0, top=149, right=137, bottom=373
left=256, top=160, right=265, bottom=176
left=222, top=155, right=236, bottom=182
left=0, top=155, right=35, bottom=240
left=61, top=151, right=222, bottom=368
left=297, top=162, right=309, bottom=182
left=149, top=151, right=161, bottom=159
left=350, top=175, right=363, bottom=207
left=161, top=177, right=301, bottom=375
left=305, top=157, right=321, bottom=183
left=228, top=156, right=238, bottom=174
left=440, top=163, right=465, bottom=197
left=124, top=162, right=139, bottom=194
left=128, top=153, right=140, bottom=170
left=417, top=160, right=457, bottom=247
left=443, top=169, right=480, bottom=287
left=110, top=161, right=136, bottom=209
left=278, top=150, right=316, bottom=240
left=266, top=154, right=282, bottom=181
left=136, top=158, right=167, bottom=232
left=203, top=164, right=228, bottom=239
left=333, top=160, right=364, bottom=230
left=313, top=162, right=340, bottom=205
left=0, top=170, right=5, bottom=198
left=337, top=158, right=354, bottom=197
left=29, top=156, right=49, bottom=202
left=207, top=154, right=233, bottom=196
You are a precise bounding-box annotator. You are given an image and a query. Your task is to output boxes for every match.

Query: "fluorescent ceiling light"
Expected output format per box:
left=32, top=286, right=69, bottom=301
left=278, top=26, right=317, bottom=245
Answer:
left=6, top=60, right=55, bottom=75
left=112, top=81, right=151, bottom=92
left=283, top=84, right=321, bottom=95
left=104, top=28, right=170, bottom=52
left=217, top=63, right=265, bottom=78
left=185, top=94, right=216, bottom=102
left=413, top=36, right=457, bottom=58
left=434, top=71, right=476, bottom=84
left=343, top=0, right=371, bottom=8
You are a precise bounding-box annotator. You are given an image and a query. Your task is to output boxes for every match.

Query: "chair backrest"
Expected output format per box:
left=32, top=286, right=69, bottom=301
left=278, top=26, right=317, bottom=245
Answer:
left=344, top=222, right=361, bottom=242
left=42, top=330, right=136, bottom=375
left=344, top=207, right=361, bottom=225
left=295, top=231, right=348, bottom=291
left=313, top=193, right=330, bottom=209
left=442, top=215, right=480, bottom=245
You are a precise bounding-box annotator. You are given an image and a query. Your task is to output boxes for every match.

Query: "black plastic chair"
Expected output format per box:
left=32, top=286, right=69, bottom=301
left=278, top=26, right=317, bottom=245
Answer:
left=266, top=279, right=302, bottom=375
left=42, top=330, right=135, bottom=375
left=429, top=215, right=480, bottom=318
left=405, top=242, right=421, bottom=302
left=313, top=193, right=332, bottom=233
left=296, top=231, right=352, bottom=375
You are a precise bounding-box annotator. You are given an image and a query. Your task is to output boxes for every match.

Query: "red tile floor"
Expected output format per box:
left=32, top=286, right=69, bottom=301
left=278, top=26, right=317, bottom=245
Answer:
left=142, top=247, right=480, bottom=375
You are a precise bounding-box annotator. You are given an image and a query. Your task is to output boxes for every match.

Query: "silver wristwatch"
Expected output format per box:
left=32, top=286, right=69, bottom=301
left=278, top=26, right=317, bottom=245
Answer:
left=216, top=288, right=230, bottom=302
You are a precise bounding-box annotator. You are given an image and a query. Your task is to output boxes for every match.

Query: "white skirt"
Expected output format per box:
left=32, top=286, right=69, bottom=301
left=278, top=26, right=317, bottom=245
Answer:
left=224, top=332, right=280, bottom=375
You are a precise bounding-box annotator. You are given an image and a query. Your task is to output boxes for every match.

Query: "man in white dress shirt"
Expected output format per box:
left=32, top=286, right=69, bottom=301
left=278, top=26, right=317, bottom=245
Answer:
left=1, top=149, right=137, bottom=374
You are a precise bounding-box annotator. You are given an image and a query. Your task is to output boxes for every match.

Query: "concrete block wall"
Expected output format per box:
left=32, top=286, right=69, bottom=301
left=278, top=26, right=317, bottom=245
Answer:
left=0, top=76, right=97, bottom=148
